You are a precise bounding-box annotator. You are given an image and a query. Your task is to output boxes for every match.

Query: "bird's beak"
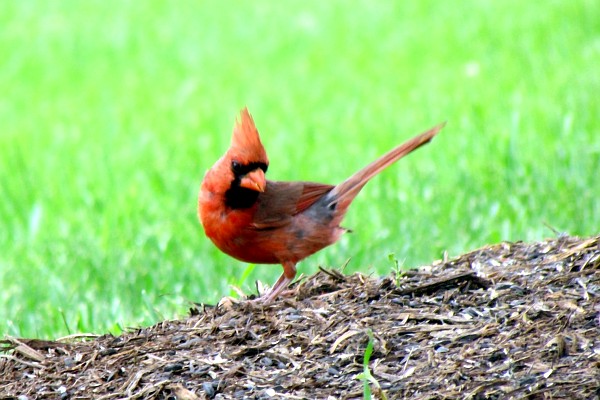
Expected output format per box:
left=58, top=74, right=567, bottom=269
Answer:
left=239, top=168, right=266, bottom=192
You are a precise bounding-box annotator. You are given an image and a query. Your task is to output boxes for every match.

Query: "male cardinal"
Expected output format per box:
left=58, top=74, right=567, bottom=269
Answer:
left=199, top=108, right=443, bottom=302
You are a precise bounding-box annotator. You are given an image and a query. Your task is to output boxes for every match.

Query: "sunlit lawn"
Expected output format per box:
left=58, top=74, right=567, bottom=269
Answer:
left=1, top=0, right=598, bottom=338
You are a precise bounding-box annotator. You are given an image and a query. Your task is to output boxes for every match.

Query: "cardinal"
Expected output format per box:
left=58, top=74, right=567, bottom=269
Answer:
left=198, top=108, right=444, bottom=302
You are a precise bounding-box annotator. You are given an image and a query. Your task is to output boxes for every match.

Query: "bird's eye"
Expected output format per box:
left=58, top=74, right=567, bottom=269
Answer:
left=231, top=161, right=243, bottom=173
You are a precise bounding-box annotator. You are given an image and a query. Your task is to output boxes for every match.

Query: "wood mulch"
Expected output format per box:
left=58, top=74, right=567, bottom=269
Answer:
left=1, top=235, right=599, bottom=399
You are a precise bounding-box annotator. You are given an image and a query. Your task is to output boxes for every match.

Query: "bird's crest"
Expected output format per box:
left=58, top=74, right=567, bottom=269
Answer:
left=229, top=108, right=269, bottom=165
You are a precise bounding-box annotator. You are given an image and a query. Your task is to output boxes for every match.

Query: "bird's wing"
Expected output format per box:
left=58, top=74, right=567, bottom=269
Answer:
left=295, top=182, right=334, bottom=213
left=250, top=181, right=334, bottom=230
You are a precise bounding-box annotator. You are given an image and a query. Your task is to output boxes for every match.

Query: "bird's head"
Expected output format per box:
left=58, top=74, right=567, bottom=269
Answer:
left=225, top=108, right=269, bottom=193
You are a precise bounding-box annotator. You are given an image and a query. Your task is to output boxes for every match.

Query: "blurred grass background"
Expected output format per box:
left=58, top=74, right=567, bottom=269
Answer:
left=1, top=0, right=598, bottom=338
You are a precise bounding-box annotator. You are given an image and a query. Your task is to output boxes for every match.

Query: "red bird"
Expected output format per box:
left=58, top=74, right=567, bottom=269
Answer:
left=199, top=108, right=443, bottom=301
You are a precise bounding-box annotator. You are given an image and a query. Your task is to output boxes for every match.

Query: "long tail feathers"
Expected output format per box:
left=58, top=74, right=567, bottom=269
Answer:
left=329, top=122, right=445, bottom=212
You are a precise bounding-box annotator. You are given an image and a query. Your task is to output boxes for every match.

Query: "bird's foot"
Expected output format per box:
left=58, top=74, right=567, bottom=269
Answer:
left=249, top=276, right=293, bottom=303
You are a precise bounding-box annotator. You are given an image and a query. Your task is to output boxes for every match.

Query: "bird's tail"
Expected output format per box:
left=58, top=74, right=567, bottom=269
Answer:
left=328, top=122, right=445, bottom=214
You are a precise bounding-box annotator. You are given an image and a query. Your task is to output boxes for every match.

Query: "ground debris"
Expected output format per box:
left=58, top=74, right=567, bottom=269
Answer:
left=1, top=235, right=599, bottom=399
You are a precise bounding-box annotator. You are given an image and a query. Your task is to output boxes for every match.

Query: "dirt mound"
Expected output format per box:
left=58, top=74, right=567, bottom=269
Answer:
left=1, top=235, right=599, bottom=399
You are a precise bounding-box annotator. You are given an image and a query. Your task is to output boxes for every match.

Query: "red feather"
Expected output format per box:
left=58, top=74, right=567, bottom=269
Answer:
left=198, top=108, right=444, bottom=301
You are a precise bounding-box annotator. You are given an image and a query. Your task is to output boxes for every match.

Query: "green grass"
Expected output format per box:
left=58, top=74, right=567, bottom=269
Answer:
left=1, top=1, right=598, bottom=339
left=358, top=329, right=386, bottom=400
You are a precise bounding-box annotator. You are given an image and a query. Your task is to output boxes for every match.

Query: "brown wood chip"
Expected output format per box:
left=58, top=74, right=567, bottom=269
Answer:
left=1, top=235, right=599, bottom=399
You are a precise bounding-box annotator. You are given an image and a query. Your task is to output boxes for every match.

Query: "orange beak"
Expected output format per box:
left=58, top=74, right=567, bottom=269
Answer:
left=239, top=168, right=266, bottom=192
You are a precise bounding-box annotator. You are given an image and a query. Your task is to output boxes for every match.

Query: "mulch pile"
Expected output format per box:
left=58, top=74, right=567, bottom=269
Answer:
left=1, top=235, right=599, bottom=399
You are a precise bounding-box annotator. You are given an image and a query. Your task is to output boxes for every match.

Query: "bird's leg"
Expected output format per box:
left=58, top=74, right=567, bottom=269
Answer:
left=261, top=261, right=297, bottom=303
